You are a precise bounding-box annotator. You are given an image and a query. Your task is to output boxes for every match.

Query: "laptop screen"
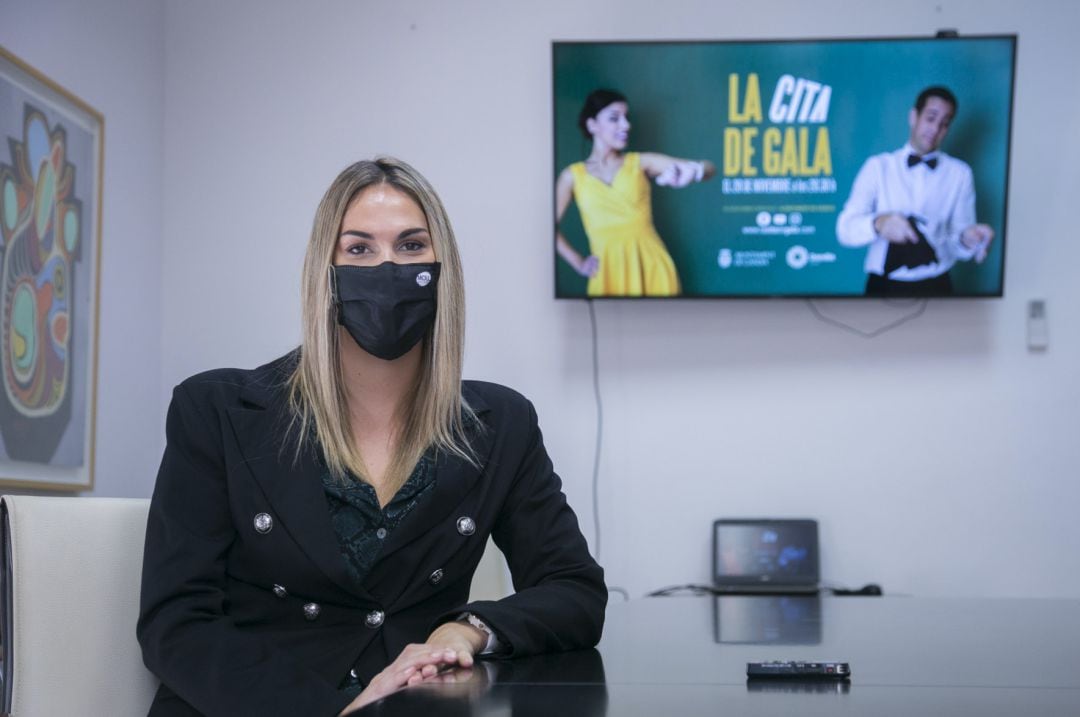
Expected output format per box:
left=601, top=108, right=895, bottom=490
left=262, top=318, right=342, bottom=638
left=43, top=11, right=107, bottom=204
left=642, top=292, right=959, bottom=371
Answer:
left=713, top=519, right=819, bottom=588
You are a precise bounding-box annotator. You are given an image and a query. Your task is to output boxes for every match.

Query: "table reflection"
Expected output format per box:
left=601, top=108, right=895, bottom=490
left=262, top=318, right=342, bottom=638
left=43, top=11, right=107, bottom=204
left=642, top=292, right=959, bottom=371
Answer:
left=713, top=595, right=822, bottom=644
left=746, top=679, right=851, bottom=695
left=362, top=648, right=607, bottom=716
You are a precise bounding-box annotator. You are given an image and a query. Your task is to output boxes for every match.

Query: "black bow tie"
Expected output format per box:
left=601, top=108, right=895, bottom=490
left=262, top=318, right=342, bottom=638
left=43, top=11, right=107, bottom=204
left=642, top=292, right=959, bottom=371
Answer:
left=907, top=154, right=938, bottom=169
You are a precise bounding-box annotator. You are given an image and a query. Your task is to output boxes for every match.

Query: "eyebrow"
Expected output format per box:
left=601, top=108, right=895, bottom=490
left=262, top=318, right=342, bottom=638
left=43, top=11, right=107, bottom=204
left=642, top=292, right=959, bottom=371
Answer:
left=339, top=227, right=430, bottom=240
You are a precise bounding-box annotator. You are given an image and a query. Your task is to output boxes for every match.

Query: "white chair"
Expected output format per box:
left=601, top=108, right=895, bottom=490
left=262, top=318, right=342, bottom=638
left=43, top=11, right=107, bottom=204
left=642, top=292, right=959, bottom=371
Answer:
left=0, top=494, right=505, bottom=716
left=0, top=495, right=158, bottom=716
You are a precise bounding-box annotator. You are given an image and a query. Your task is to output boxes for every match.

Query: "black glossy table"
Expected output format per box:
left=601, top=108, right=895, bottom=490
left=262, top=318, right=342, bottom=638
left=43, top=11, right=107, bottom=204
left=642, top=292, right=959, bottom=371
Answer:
left=360, top=595, right=1080, bottom=716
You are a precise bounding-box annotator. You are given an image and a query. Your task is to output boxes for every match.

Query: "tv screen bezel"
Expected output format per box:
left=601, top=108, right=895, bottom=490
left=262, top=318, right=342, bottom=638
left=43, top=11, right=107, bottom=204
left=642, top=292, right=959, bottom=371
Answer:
left=552, top=33, right=1017, bottom=300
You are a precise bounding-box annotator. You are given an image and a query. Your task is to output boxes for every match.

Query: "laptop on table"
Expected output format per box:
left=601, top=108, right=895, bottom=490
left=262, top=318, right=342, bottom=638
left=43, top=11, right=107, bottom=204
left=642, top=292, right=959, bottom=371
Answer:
left=712, top=519, right=820, bottom=595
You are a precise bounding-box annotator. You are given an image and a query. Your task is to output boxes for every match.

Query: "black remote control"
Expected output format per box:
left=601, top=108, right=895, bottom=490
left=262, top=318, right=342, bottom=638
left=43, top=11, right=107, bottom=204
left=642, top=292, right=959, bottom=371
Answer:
left=747, top=660, right=851, bottom=680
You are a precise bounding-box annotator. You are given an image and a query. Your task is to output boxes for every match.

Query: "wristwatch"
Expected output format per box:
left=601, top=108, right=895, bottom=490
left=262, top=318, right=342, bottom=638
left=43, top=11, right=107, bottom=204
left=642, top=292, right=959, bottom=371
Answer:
left=458, top=611, right=500, bottom=654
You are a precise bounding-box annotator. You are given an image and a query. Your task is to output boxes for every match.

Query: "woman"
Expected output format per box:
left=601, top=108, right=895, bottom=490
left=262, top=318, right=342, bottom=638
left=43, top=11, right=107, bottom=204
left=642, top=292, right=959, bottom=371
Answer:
left=556, top=89, right=716, bottom=297
left=138, top=158, right=607, bottom=716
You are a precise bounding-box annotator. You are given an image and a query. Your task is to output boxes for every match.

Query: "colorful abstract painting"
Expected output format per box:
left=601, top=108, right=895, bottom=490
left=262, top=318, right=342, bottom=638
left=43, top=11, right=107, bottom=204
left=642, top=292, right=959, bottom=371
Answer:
left=0, top=46, right=102, bottom=490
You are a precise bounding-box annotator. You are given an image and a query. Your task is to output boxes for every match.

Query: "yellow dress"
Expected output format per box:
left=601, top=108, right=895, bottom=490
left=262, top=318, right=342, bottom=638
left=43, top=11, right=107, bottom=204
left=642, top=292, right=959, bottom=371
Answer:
left=570, top=152, right=681, bottom=297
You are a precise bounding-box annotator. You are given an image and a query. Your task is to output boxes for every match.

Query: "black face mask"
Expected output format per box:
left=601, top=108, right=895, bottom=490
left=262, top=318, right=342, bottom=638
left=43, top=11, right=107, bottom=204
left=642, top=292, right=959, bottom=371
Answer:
left=332, top=262, right=441, bottom=361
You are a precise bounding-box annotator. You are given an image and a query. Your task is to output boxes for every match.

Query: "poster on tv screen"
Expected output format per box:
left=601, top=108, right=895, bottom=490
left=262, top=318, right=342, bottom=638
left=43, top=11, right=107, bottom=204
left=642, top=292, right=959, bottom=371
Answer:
left=553, top=36, right=1015, bottom=298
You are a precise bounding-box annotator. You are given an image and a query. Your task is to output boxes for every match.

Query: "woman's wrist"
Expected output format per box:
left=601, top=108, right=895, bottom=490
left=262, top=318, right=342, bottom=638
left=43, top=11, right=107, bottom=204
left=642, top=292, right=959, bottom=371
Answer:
left=428, top=620, right=486, bottom=655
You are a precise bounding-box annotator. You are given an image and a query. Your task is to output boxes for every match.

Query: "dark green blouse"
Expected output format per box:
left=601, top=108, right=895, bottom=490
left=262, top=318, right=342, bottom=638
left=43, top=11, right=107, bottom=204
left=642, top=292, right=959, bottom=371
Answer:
left=323, top=453, right=436, bottom=695
left=322, top=451, right=436, bottom=587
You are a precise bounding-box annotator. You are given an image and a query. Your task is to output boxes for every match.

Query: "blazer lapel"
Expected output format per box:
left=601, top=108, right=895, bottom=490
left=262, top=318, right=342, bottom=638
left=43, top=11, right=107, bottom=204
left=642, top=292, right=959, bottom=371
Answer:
left=225, top=374, right=366, bottom=601
left=224, top=365, right=495, bottom=595
left=380, top=388, right=495, bottom=557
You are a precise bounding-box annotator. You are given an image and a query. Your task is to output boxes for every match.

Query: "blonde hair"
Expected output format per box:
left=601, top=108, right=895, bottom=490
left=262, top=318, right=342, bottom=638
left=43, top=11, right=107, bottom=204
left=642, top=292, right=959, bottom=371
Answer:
left=287, top=157, right=475, bottom=492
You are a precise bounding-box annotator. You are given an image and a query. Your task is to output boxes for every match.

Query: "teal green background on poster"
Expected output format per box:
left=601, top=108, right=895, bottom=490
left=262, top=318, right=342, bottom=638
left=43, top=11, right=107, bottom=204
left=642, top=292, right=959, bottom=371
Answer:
left=553, top=37, right=1014, bottom=297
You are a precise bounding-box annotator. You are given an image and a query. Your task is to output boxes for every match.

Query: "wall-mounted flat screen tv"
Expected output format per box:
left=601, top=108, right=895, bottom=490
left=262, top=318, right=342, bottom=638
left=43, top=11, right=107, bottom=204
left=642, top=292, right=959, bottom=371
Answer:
left=553, top=35, right=1015, bottom=298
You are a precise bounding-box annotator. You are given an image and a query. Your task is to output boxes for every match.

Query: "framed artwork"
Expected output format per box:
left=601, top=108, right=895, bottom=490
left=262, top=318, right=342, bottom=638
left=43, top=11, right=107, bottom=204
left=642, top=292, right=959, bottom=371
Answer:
left=0, top=46, right=103, bottom=490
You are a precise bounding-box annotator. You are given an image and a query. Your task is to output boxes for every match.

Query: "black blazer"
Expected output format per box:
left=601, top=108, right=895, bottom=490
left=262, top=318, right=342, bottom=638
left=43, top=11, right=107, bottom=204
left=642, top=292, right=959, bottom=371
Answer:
left=137, top=353, right=606, bottom=716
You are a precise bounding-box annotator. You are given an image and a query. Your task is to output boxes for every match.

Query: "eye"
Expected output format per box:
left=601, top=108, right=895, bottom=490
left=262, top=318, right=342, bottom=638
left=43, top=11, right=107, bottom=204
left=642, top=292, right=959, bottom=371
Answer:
left=397, top=233, right=431, bottom=252
left=345, top=242, right=372, bottom=255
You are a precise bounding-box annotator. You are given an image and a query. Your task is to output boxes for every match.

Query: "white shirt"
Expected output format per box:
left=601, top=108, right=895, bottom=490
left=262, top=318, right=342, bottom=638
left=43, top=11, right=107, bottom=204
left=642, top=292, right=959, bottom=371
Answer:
left=836, top=143, right=979, bottom=280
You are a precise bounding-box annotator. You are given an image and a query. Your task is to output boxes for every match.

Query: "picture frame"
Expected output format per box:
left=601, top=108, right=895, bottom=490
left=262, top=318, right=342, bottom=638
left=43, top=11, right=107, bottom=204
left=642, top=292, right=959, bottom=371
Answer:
left=0, top=45, right=103, bottom=490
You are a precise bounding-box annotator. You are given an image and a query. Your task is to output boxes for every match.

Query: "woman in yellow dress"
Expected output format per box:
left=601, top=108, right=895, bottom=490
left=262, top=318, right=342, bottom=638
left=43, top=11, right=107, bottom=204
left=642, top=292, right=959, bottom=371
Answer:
left=556, top=89, right=715, bottom=297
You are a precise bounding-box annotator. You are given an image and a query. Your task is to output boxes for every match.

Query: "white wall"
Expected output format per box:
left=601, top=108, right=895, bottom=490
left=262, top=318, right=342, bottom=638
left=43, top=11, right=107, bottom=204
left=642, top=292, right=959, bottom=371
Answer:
left=0, top=0, right=166, bottom=498
left=12, top=0, right=1075, bottom=598
left=158, top=0, right=1080, bottom=599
